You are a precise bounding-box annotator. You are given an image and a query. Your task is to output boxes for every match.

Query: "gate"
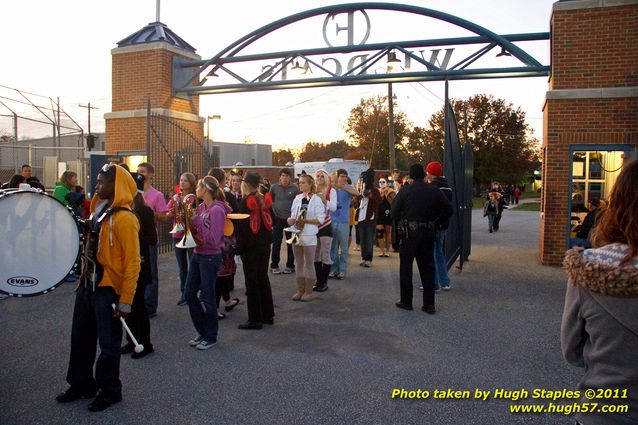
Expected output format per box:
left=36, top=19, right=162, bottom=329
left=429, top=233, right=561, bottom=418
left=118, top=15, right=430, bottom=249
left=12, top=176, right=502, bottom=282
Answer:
left=146, top=101, right=217, bottom=253
left=443, top=83, right=472, bottom=270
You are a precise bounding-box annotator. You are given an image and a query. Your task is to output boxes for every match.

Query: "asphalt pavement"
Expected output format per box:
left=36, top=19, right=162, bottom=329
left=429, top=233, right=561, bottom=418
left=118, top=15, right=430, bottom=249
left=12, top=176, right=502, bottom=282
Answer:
left=0, top=207, right=581, bottom=425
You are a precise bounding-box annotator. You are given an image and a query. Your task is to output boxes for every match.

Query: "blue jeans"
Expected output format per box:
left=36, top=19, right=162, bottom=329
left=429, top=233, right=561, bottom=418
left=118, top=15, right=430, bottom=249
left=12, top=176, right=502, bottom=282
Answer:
left=66, top=285, right=122, bottom=398
left=433, top=230, right=450, bottom=290
left=174, top=238, right=193, bottom=298
left=487, top=213, right=496, bottom=232
left=144, top=244, right=159, bottom=313
left=330, top=221, right=350, bottom=274
left=185, top=253, right=221, bottom=343
left=358, top=220, right=376, bottom=262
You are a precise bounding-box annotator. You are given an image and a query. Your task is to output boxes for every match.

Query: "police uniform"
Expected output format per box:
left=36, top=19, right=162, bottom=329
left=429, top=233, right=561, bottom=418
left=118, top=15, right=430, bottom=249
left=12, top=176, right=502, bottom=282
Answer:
left=391, top=165, right=453, bottom=312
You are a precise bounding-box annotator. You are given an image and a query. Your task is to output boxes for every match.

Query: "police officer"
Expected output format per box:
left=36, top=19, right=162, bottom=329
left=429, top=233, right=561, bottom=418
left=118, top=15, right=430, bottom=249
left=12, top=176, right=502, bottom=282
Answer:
left=391, top=164, right=453, bottom=314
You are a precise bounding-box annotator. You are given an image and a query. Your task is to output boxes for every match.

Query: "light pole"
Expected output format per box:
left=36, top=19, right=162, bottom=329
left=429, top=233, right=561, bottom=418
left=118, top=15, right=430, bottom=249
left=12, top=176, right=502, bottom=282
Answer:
left=206, top=114, right=221, bottom=142
left=388, top=83, right=396, bottom=171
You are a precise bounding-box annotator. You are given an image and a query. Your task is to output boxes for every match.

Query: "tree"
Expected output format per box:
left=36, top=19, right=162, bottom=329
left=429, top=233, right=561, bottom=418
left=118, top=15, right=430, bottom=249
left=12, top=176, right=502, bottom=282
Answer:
left=425, top=94, right=540, bottom=187
left=298, top=139, right=351, bottom=162
left=344, top=95, right=411, bottom=170
left=272, top=148, right=294, bottom=166
left=402, top=126, right=444, bottom=166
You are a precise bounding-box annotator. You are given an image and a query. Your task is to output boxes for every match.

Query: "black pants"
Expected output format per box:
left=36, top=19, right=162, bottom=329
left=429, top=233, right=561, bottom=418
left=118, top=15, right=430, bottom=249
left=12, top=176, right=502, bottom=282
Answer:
left=66, top=285, right=122, bottom=398
left=126, top=280, right=151, bottom=349
left=271, top=216, right=295, bottom=270
left=216, top=274, right=234, bottom=305
left=493, top=211, right=503, bottom=230
left=399, top=228, right=436, bottom=308
left=242, top=248, right=274, bottom=324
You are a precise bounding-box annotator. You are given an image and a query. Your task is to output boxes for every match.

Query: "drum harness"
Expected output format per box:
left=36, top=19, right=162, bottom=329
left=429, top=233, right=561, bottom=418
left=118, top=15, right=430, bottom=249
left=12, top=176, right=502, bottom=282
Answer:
left=80, top=205, right=135, bottom=292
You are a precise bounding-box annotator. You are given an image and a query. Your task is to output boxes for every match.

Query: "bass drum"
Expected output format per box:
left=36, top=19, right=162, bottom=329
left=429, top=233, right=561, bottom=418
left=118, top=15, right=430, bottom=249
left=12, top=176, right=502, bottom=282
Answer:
left=0, top=189, right=80, bottom=297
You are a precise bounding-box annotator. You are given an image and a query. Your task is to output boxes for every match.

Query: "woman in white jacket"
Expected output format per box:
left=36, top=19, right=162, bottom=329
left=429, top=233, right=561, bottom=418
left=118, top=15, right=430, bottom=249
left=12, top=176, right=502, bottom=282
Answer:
left=288, top=174, right=325, bottom=301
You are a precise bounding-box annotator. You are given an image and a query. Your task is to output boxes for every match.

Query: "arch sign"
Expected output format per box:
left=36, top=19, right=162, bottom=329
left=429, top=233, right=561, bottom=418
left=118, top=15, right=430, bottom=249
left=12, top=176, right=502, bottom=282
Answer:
left=172, top=2, right=549, bottom=96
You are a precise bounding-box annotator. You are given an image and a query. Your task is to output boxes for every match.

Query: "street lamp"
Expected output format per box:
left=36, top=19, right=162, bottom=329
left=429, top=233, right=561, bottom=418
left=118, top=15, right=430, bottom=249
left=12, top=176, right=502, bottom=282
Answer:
left=206, top=114, right=221, bottom=142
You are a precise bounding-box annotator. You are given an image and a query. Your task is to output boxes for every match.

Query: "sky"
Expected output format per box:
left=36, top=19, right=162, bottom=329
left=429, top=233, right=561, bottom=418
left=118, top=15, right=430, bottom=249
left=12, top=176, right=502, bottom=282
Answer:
left=1, top=0, right=555, bottom=151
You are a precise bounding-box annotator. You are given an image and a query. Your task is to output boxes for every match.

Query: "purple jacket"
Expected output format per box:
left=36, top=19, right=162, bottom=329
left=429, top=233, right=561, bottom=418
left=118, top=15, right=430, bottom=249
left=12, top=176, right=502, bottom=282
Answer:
left=191, top=200, right=231, bottom=255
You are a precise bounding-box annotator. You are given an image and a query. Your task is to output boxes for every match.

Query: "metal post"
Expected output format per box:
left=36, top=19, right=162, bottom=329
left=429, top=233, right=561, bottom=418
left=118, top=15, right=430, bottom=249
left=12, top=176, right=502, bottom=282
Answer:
left=13, top=112, right=18, bottom=172
left=146, top=99, right=151, bottom=158
left=388, top=83, right=396, bottom=171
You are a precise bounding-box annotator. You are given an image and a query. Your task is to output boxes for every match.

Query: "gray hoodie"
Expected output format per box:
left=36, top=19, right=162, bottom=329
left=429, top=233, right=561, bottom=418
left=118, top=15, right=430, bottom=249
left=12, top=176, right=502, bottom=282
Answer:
left=562, top=243, right=638, bottom=425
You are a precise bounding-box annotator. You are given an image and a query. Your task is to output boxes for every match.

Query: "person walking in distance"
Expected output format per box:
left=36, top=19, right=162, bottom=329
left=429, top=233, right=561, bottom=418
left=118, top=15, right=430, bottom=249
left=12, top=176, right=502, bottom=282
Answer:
left=426, top=162, right=454, bottom=291
left=56, top=164, right=140, bottom=411
left=136, top=162, right=166, bottom=317
left=269, top=168, right=299, bottom=275
left=391, top=164, right=453, bottom=314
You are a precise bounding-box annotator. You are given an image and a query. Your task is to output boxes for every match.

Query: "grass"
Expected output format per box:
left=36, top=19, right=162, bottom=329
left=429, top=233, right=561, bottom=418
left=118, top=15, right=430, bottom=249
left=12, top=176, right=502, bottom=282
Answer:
left=511, top=202, right=540, bottom=212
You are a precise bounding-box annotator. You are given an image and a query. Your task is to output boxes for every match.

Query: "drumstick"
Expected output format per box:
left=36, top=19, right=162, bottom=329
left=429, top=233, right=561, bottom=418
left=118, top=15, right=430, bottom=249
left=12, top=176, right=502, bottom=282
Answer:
left=111, top=303, right=144, bottom=353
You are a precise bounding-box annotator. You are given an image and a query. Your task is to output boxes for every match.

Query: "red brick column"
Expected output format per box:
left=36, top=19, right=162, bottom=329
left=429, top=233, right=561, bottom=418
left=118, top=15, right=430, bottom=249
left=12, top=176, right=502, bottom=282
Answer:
left=540, top=0, right=638, bottom=265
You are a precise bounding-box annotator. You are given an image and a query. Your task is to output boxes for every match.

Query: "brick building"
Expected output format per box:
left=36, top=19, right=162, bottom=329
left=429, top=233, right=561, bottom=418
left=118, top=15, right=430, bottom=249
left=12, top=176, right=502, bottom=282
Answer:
left=539, top=0, right=638, bottom=265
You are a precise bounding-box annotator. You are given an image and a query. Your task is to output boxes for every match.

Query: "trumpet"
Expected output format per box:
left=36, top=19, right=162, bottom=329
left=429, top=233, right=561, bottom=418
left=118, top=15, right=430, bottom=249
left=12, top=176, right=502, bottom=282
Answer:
left=285, top=208, right=307, bottom=246
left=176, top=196, right=197, bottom=249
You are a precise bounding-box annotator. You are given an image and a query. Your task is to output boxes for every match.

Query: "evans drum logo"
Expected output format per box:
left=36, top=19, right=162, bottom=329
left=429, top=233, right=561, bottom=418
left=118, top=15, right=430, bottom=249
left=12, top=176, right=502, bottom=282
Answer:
left=7, top=276, right=39, bottom=287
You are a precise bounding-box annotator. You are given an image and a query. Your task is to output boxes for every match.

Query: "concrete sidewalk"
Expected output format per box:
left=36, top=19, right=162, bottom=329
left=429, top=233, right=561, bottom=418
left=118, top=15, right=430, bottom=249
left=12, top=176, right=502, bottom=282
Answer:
left=0, top=208, right=580, bottom=425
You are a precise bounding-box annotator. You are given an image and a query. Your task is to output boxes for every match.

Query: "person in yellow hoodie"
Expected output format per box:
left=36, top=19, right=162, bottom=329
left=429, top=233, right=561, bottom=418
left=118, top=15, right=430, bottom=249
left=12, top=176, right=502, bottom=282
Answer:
left=56, top=164, right=140, bottom=412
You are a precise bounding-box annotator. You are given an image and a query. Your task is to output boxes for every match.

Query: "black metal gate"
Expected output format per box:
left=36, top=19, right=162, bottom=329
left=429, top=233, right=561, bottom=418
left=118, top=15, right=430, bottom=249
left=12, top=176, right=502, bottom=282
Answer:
left=443, top=83, right=472, bottom=270
left=146, top=101, right=217, bottom=253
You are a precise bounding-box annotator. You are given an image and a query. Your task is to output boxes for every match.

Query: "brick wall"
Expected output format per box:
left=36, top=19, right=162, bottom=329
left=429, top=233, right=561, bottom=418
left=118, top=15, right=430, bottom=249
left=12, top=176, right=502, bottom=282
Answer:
left=540, top=1, right=638, bottom=265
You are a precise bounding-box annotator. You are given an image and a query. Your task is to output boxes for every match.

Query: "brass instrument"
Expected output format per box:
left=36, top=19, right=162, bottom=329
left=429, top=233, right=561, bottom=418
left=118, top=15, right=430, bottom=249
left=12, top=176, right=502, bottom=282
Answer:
left=285, top=207, right=307, bottom=246
left=176, top=194, right=197, bottom=248
left=169, top=192, right=185, bottom=234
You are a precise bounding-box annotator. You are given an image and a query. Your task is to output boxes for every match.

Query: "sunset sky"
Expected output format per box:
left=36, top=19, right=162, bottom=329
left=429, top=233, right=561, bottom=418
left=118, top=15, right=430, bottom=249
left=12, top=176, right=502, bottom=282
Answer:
left=1, top=0, right=555, bottom=150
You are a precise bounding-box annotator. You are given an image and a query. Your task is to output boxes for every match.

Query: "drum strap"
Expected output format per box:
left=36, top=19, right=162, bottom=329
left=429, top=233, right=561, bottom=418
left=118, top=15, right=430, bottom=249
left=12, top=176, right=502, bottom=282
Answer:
left=83, top=206, right=135, bottom=290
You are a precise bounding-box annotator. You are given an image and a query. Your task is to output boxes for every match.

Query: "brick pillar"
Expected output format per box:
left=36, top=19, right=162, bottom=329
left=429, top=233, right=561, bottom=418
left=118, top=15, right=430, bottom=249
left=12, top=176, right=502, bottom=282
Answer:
left=539, top=0, right=638, bottom=265
left=104, top=38, right=203, bottom=156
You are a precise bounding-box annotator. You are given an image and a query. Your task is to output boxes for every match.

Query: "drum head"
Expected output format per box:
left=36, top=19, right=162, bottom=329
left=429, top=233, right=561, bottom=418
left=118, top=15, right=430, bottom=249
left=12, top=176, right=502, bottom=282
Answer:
left=0, top=190, right=80, bottom=297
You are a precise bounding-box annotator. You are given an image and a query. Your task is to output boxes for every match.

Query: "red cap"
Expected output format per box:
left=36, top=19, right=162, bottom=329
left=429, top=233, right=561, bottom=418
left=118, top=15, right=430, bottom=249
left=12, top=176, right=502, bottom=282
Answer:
left=426, top=161, right=443, bottom=177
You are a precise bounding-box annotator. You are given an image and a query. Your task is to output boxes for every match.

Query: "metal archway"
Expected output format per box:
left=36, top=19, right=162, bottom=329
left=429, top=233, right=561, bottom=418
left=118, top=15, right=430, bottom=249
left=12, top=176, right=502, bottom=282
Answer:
left=172, top=2, right=549, bottom=95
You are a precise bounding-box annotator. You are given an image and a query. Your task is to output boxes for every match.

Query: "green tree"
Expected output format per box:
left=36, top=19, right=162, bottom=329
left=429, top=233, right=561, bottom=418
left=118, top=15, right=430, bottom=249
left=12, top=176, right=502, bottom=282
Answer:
left=344, top=95, right=411, bottom=170
left=299, top=139, right=351, bottom=162
left=272, top=148, right=294, bottom=166
left=425, top=94, right=540, bottom=187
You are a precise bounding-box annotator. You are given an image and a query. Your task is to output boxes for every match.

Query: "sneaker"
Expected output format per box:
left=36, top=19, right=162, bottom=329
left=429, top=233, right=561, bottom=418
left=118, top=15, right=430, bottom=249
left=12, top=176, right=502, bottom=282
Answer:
left=87, top=391, right=121, bottom=412
left=196, top=339, right=217, bottom=350
left=328, top=271, right=337, bottom=279
left=271, top=267, right=282, bottom=274
left=363, top=261, right=371, bottom=268
left=442, top=285, right=451, bottom=291
left=283, top=267, right=295, bottom=274
left=419, top=285, right=424, bottom=291
left=336, top=272, right=345, bottom=280
left=188, top=335, right=204, bottom=347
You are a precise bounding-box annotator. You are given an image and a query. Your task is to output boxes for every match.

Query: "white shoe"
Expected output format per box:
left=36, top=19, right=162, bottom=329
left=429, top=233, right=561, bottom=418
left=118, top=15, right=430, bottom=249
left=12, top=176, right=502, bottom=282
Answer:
left=271, top=267, right=282, bottom=274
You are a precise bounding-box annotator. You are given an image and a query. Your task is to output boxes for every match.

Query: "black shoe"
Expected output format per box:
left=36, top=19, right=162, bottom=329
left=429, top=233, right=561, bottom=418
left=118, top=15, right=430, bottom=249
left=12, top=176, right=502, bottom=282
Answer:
left=87, top=391, right=121, bottom=412
left=395, top=301, right=413, bottom=311
left=314, top=283, right=328, bottom=292
left=120, top=344, right=134, bottom=355
left=176, top=298, right=187, bottom=306
left=148, top=311, right=157, bottom=318
left=421, top=305, right=436, bottom=314
left=262, top=318, right=274, bottom=325
left=131, top=345, right=154, bottom=359
left=224, top=298, right=240, bottom=312
left=238, top=322, right=263, bottom=330
left=56, top=387, right=96, bottom=403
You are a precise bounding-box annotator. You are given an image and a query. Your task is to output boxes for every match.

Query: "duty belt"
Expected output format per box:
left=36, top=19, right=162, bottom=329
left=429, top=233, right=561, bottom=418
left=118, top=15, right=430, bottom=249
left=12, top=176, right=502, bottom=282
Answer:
left=406, top=221, right=435, bottom=231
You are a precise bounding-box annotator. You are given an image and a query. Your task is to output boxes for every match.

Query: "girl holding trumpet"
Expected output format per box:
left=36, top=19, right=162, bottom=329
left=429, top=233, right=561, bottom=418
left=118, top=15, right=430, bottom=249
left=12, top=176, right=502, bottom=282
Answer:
left=288, top=173, right=325, bottom=301
left=184, top=176, right=231, bottom=350
left=165, top=173, right=197, bottom=306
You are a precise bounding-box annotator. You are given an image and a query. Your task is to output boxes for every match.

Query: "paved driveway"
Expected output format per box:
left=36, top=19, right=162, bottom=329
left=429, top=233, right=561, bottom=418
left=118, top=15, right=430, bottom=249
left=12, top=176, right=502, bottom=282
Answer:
left=0, top=208, right=580, bottom=425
